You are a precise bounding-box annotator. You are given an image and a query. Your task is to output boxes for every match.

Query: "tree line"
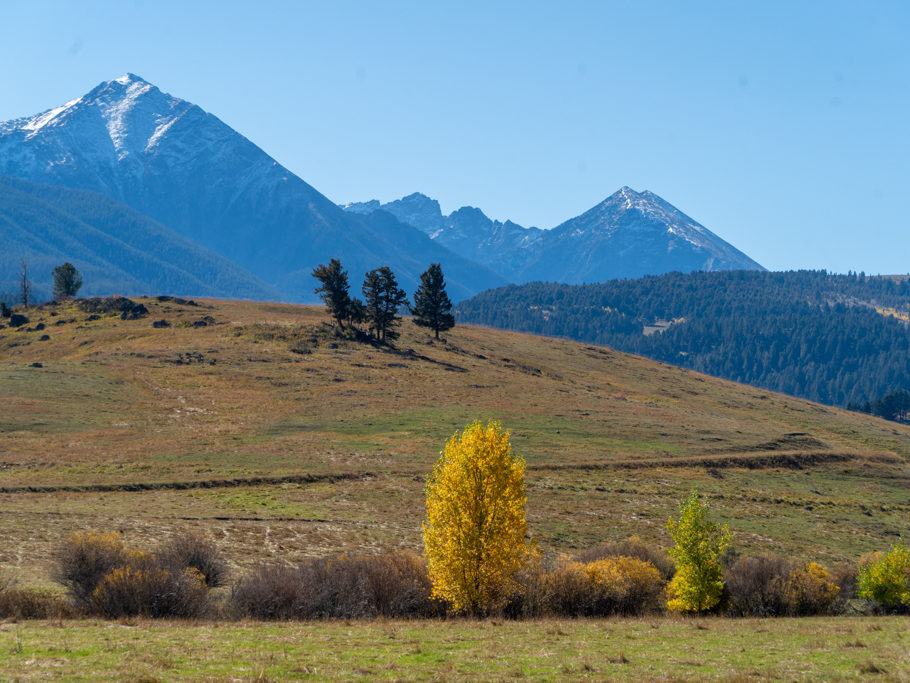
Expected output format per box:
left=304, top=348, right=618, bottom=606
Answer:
left=312, top=259, right=455, bottom=342
left=455, top=270, right=910, bottom=409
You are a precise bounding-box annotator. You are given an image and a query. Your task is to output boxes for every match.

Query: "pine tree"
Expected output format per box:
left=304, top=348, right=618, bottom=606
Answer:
left=312, top=258, right=353, bottom=328
left=52, top=262, right=83, bottom=300
left=362, top=266, right=408, bottom=343
left=411, top=263, right=455, bottom=339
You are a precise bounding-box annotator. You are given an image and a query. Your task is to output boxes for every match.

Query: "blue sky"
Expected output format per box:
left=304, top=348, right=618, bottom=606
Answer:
left=1, top=1, right=908, bottom=274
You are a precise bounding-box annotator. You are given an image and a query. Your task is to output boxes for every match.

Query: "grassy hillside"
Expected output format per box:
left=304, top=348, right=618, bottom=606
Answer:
left=1, top=297, right=908, bottom=584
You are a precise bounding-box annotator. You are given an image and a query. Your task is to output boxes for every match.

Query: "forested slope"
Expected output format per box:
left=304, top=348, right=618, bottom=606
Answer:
left=456, top=270, right=910, bottom=407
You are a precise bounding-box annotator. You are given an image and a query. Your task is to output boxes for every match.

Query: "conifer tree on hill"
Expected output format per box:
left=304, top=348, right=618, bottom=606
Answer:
left=362, top=266, right=408, bottom=343
left=52, top=262, right=83, bottom=300
left=412, top=263, right=455, bottom=339
left=312, top=258, right=353, bottom=329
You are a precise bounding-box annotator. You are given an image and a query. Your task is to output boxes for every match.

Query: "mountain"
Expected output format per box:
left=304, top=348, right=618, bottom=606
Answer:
left=0, top=74, right=505, bottom=302
left=343, top=192, right=545, bottom=281
left=0, top=175, right=280, bottom=301
left=455, top=270, right=910, bottom=407
left=343, top=187, right=764, bottom=283
left=525, top=186, right=765, bottom=282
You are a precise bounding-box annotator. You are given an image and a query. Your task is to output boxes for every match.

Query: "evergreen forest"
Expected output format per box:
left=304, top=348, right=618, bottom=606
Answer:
left=455, top=270, right=910, bottom=410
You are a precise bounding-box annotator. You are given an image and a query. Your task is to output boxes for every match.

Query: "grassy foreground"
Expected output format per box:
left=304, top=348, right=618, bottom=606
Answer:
left=0, top=616, right=906, bottom=680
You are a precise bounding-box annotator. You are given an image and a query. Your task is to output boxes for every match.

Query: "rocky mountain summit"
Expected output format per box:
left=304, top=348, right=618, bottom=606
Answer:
left=343, top=187, right=764, bottom=284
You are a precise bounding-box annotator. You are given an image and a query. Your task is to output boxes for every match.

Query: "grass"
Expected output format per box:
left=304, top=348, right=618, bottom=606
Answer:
left=0, top=297, right=908, bottom=583
left=0, top=617, right=906, bottom=680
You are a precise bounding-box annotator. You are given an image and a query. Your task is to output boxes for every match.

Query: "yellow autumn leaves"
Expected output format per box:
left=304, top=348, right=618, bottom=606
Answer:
left=422, top=420, right=532, bottom=614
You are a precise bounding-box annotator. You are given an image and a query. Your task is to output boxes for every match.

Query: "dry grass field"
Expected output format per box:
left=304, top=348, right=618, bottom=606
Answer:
left=1, top=296, right=908, bottom=584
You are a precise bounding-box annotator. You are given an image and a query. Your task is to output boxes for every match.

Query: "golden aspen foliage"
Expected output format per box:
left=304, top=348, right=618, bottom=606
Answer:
left=422, top=420, right=532, bottom=614
left=781, top=561, right=840, bottom=615
left=858, top=539, right=910, bottom=607
left=665, top=488, right=732, bottom=613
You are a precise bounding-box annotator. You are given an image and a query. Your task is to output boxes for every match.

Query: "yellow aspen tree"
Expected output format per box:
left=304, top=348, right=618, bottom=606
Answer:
left=422, top=420, right=532, bottom=614
left=666, top=488, right=732, bottom=613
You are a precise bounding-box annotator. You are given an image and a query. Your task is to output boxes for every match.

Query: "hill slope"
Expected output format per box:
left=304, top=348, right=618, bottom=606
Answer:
left=0, top=297, right=907, bottom=583
left=0, top=74, right=505, bottom=302
left=0, top=175, right=280, bottom=301
left=456, top=270, right=910, bottom=407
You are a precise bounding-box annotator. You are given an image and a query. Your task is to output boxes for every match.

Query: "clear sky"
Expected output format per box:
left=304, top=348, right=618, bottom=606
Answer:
left=1, top=1, right=908, bottom=274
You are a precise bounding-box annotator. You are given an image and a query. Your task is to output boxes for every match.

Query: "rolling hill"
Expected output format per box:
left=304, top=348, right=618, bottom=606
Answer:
left=0, top=296, right=907, bottom=585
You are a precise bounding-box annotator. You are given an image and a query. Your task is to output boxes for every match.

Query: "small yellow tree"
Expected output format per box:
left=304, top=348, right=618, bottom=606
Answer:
left=422, top=420, right=531, bottom=614
left=666, top=488, right=731, bottom=613
left=858, top=539, right=910, bottom=608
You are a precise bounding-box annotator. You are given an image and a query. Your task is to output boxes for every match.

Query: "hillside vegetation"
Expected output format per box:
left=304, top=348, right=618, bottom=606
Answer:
left=456, top=270, right=910, bottom=407
left=0, top=296, right=908, bottom=585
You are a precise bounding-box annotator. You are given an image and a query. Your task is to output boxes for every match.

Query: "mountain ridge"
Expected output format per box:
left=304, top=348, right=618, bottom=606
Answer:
left=342, top=186, right=764, bottom=284
left=0, top=74, right=506, bottom=303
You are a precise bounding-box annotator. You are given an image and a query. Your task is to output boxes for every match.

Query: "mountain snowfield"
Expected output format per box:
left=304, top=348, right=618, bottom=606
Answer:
left=1, top=73, right=762, bottom=301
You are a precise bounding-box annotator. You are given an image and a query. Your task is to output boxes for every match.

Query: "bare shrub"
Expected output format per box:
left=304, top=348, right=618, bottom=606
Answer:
left=53, top=531, right=130, bottom=607
left=346, top=550, right=440, bottom=618
left=156, top=531, right=229, bottom=588
left=90, top=565, right=209, bottom=619
left=577, top=536, right=675, bottom=581
left=830, top=563, right=858, bottom=613
left=230, top=551, right=439, bottom=620
left=0, top=587, right=76, bottom=619
left=725, top=554, right=791, bottom=617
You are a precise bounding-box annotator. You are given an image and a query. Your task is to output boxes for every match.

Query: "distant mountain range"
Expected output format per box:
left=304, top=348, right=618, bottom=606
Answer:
left=0, top=74, right=504, bottom=302
left=342, top=186, right=764, bottom=283
left=0, top=73, right=762, bottom=303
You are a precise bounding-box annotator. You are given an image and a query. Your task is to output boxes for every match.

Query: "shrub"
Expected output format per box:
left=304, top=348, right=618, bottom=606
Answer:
left=90, top=565, right=209, bottom=619
left=156, top=531, right=229, bottom=588
left=858, top=540, right=910, bottom=610
left=665, top=489, right=732, bottom=613
left=830, top=563, right=858, bottom=613
left=423, top=420, right=533, bottom=614
left=54, top=530, right=217, bottom=618
left=725, top=554, right=791, bottom=617
left=230, top=564, right=305, bottom=620
left=578, top=536, right=675, bottom=581
left=229, top=551, right=440, bottom=620
left=346, top=550, right=439, bottom=618
left=53, top=531, right=130, bottom=607
left=0, top=587, right=76, bottom=619
left=545, top=556, right=664, bottom=617
left=781, top=562, right=840, bottom=616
